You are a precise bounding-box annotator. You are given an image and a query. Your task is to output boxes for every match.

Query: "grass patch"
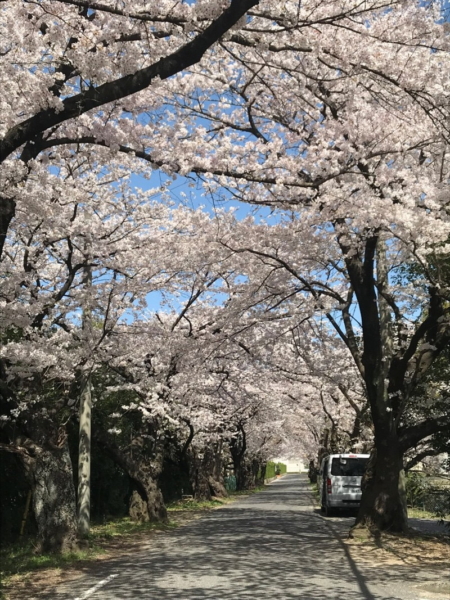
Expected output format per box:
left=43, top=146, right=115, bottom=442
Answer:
left=167, top=498, right=225, bottom=511
left=89, top=517, right=175, bottom=541
left=0, top=541, right=103, bottom=587
left=0, top=518, right=175, bottom=597
left=408, top=506, right=444, bottom=520
left=229, top=486, right=265, bottom=497
left=309, top=482, right=320, bottom=502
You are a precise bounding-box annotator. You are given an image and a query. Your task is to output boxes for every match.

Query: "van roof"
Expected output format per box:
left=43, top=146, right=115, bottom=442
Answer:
left=324, top=454, right=370, bottom=459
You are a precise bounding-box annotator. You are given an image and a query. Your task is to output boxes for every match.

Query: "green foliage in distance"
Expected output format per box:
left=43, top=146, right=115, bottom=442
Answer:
left=265, top=462, right=287, bottom=479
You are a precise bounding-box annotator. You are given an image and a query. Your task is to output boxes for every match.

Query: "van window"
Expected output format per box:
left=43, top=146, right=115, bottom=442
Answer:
left=331, top=457, right=368, bottom=477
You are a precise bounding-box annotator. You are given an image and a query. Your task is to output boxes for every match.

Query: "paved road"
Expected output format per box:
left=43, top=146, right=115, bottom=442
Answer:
left=44, top=475, right=447, bottom=600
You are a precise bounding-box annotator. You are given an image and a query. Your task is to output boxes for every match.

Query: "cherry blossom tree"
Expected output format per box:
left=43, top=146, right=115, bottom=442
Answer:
left=4, top=0, right=450, bottom=545
left=0, top=0, right=374, bottom=548
left=0, top=0, right=261, bottom=262
left=0, top=147, right=243, bottom=545
left=93, top=242, right=330, bottom=499
left=133, top=0, right=450, bottom=532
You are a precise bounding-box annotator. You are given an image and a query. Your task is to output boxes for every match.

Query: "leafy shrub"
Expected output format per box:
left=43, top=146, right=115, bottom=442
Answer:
left=406, top=472, right=449, bottom=518
left=265, top=462, right=287, bottom=479
left=405, top=472, right=429, bottom=508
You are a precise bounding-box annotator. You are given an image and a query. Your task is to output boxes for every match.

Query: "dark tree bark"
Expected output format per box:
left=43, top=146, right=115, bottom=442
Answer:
left=129, top=490, right=150, bottom=522
left=341, top=236, right=410, bottom=533
left=94, top=430, right=167, bottom=522
left=339, top=235, right=450, bottom=534
left=30, top=442, right=78, bottom=552
left=0, top=197, right=15, bottom=263
left=208, top=476, right=228, bottom=498
left=127, top=473, right=166, bottom=523
left=186, top=444, right=228, bottom=500
left=209, top=441, right=228, bottom=498
left=229, top=423, right=249, bottom=491
left=186, top=448, right=211, bottom=501
left=234, top=456, right=261, bottom=490
left=12, top=434, right=78, bottom=553
left=0, top=384, right=79, bottom=552
left=353, top=435, right=407, bottom=534
left=256, top=462, right=267, bottom=486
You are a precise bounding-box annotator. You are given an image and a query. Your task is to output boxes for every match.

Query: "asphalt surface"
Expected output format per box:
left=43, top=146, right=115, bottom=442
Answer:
left=43, top=474, right=448, bottom=600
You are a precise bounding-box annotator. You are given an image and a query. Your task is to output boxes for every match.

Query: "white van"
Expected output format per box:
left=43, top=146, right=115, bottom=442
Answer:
left=318, top=453, right=370, bottom=516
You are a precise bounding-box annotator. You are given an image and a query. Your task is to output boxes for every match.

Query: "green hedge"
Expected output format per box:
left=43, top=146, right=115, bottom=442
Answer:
left=265, top=461, right=287, bottom=479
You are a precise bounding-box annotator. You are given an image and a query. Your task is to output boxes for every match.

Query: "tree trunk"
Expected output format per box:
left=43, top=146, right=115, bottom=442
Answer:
left=78, top=259, right=93, bottom=539
left=93, top=430, right=167, bottom=522
left=128, top=474, right=166, bottom=522
left=208, top=476, right=228, bottom=498
left=186, top=445, right=228, bottom=500
left=256, top=462, right=267, bottom=486
left=18, top=437, right=78, bottom=553
left=145, top=473, right=167, bottom=521
left=77, top=372, right=92, bottom=538
left=236, top=459, right=257, bottom=491
left=0, top=196, right=15, bottom=261
left=352, top=430, right=407, bottom=534
left=194, top=471, right=212, bottom=501
left=339, top=238, right=409, bottom=533
left=0, top=398, right=79, bottom=553
left=209, top=442, right=228, bottom=498
left=229, top=425, right=248, bottom=491
left=129, top=490, right=149, bottom=522
left=187, top=448, right=212, bottom=501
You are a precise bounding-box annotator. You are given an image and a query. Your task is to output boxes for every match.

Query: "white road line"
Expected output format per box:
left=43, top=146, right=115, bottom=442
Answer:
left=73, top=573, right=118, bottom=600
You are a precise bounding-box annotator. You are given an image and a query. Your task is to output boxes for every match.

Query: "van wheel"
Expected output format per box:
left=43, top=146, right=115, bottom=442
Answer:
left=324, top=504, right=334, bottom=517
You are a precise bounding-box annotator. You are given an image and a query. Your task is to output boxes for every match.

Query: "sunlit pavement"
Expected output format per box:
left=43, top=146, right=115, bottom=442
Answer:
left=43, top=474, right=448, bottom=600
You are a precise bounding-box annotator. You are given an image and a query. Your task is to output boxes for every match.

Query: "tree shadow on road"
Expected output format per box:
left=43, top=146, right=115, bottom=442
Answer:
left=42, top=476, right=433, bottom=600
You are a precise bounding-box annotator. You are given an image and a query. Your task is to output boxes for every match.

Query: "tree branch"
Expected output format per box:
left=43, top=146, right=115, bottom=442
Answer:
left=0, top=0, right=259, bottom=163
left=398, top=414, right=450, bottom=453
